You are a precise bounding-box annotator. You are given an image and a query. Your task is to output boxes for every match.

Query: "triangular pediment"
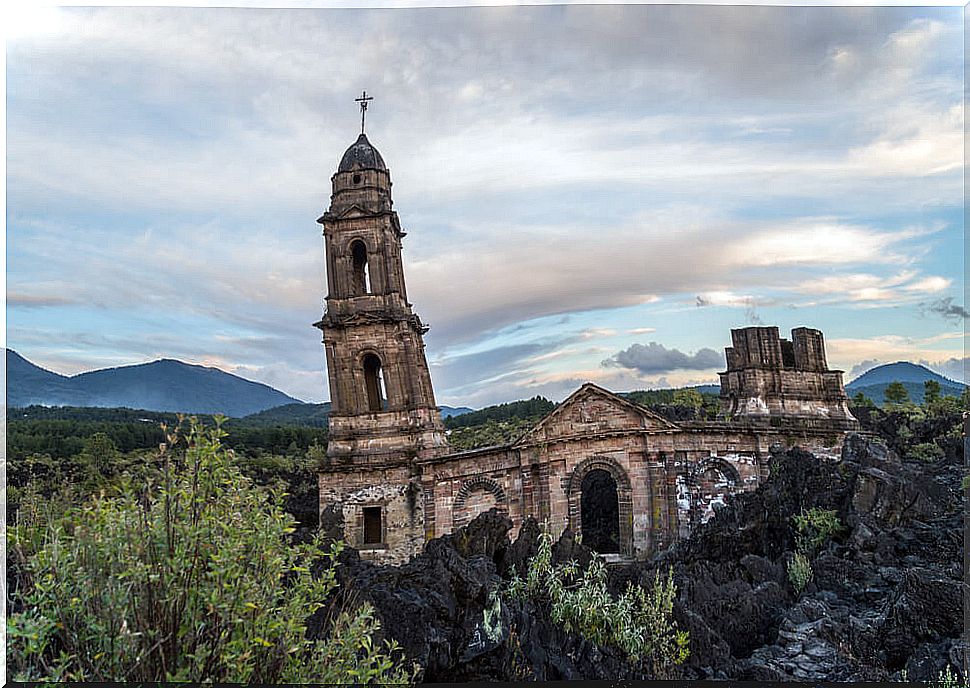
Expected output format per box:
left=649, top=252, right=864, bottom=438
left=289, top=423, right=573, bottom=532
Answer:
left=336, top=204, right=372, bottom=219
left=514, top=383, right=678, bottom=446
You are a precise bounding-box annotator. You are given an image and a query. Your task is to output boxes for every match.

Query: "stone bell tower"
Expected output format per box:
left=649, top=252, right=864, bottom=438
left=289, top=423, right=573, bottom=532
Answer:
left=315, top=97, right=447, bottom=562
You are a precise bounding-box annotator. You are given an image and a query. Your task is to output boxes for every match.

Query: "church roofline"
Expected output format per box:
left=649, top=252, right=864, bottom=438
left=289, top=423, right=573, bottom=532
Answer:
left=511, top=382, right=680, bottom=448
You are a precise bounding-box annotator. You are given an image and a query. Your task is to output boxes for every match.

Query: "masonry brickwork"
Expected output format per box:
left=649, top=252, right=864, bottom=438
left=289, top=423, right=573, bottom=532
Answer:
left=720, top=326, right=856, bottom=426
left=315, top=131, right=860, bottom=566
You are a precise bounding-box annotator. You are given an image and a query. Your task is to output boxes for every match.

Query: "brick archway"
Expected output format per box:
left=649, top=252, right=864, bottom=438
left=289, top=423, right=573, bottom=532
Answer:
left=566, top=457, right=633, bottom=558
left=680, top=455, right=743, bottom=532
left=693, top=456, right=741, bottom=486
left=452, top=476, right=507, bottom=529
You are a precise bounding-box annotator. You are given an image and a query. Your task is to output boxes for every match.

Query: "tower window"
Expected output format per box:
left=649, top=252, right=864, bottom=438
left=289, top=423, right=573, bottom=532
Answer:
left=362, top=353, right=386, bottom=412
left=350, top=240, right=371, bottom=294
left=362, top=506, right=383, bottom=545
left=352, top=173, right=361, bottom=184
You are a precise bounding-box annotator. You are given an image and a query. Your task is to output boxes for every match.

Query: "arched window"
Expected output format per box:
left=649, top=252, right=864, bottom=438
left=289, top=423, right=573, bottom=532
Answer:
left=362, top=353, right=386, bottom=412
left=350, top=240, right=371, bottom=295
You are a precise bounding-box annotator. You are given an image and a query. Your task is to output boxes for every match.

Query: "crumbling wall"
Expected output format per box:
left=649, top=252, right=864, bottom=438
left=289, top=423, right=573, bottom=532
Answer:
left=720, top=326, right=857, bottom=427
left=318, top=464, right=425, bottom=565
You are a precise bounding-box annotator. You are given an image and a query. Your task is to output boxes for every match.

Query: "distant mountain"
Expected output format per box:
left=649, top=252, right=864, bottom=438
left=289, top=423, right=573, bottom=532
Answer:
left=242, top=401, right=473, bottom=427
left=7, top=350, right=301, bottom=417
left=690, top=384, right=721, bottom=395
left=6, top=350, right=75, bottom=404
left=440, top=405, right=474, bottom=418
left=846, top=362, right=965, bottom=405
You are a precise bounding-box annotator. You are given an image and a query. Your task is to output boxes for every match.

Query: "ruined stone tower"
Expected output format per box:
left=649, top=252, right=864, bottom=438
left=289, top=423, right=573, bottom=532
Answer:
left=315, top=130, right=448, bottom=561
left=719, top=326, right=857, bottom=428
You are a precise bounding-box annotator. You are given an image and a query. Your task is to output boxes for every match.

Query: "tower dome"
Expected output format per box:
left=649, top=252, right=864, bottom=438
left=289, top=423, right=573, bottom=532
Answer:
left=338, top=133, right=386, bottom=172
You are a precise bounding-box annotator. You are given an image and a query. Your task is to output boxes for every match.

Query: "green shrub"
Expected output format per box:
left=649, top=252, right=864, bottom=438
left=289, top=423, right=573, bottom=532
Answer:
left=507, top=531, right=688, bottom=675
left=786, top=507, right=841, bottom=594
left=787, top=551, right=813, bottom=593
left=7, top=417, right=412, bottom=684
left=792, top=507, right=843, bottom=553
left=909, top=442, right=945, bottom=462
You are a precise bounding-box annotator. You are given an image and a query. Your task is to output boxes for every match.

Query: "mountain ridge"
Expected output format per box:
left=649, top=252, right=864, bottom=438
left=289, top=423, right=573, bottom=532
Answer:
left=846, top=361, right=965, bottom=405
left=7, top=349, right=301, bottom=417
left=7, top=350, right=475, bottom=420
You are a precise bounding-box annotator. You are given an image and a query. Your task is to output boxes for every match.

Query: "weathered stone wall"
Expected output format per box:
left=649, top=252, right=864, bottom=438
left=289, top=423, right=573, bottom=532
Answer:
left=720, top=326, right=857, bottom=426
left=318, top=464, right=425, bottom=566
left=320, top=380, right=859, bottom=565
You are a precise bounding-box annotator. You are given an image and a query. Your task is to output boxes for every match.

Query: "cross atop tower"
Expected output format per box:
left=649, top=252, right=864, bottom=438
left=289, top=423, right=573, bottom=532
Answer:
left=355, top=90, right=374, bottom=133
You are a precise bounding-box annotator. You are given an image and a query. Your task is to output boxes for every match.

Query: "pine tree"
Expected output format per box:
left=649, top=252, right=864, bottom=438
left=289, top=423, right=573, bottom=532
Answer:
left=884, top=381, right=910, bottom=407
left=923, top=379, right=941, bottom=406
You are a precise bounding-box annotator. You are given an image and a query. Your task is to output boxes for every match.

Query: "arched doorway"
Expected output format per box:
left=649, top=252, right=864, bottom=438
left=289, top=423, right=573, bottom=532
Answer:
left=580, top=469, right=620, bottom=553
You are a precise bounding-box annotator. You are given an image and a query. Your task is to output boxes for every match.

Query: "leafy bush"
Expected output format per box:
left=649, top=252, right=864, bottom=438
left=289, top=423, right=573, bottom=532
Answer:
left=792, top=507, right=844, bottom=552
left=787, top=508, right=842, bottom=594
left=507, top=531, right=688, bottom=675
left=909, top=441, right=945, bottom=462
left=787, top=551, right=813, bottom=594
left=7, top=417, right=412, bottom=684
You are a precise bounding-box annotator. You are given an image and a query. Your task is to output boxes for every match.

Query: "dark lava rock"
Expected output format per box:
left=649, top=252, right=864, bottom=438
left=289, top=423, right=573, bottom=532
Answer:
left=313, top=509, right=650, bottom=682
left=623, top=431, right=962, bottom=682
left=879, top=567, right=964, bottom=668
left=311, top=425, right=963, bottom=683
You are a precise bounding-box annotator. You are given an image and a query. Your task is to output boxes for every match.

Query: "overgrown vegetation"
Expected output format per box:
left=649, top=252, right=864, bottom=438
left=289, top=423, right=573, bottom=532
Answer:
left=447, top=417, right=538, bottom=450
left=7, top=406, right=326, bottom=522
left=506, top=532, right=689, bottom=676
left=7, top=418, right=412, bottom=683
left=787, top=507, right=843, bottom=594
left=931, top=665, right=968, bottom=688
left=624, top=387, right=720, bottom=419
left=849, top=381, right=965, bottom=466
left=444, top=396, right=555, bottom=429
left=9, top=405, right=329, bottom=460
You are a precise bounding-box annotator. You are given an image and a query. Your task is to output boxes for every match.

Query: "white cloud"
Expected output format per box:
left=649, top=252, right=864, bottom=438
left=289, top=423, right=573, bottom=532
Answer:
left=5, top=6, right=964, bottom=407
left=827, top=332, right=966, bottom=375
left=791, top=270, right=951, bottom=305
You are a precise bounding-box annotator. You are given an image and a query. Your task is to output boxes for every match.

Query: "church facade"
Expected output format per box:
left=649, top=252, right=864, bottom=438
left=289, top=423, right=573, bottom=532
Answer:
left=315, top=128, right=859, bottom=565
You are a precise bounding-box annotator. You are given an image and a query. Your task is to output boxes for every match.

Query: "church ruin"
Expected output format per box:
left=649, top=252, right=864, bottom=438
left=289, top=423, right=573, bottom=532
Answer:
left=315, top=116, right=859, bottom=565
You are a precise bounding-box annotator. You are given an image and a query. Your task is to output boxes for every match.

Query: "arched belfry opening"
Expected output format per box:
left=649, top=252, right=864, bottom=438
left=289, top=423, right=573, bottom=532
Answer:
left=350, top=240, right=371, bottom=295
left=581, top=469, right=620, bottom=553
left=362, top=353, right=386, bottom=412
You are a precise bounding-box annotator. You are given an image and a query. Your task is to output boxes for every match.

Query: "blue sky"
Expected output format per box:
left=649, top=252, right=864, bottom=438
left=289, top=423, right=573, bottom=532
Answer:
left=6, top=4, right=965, bottom=407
